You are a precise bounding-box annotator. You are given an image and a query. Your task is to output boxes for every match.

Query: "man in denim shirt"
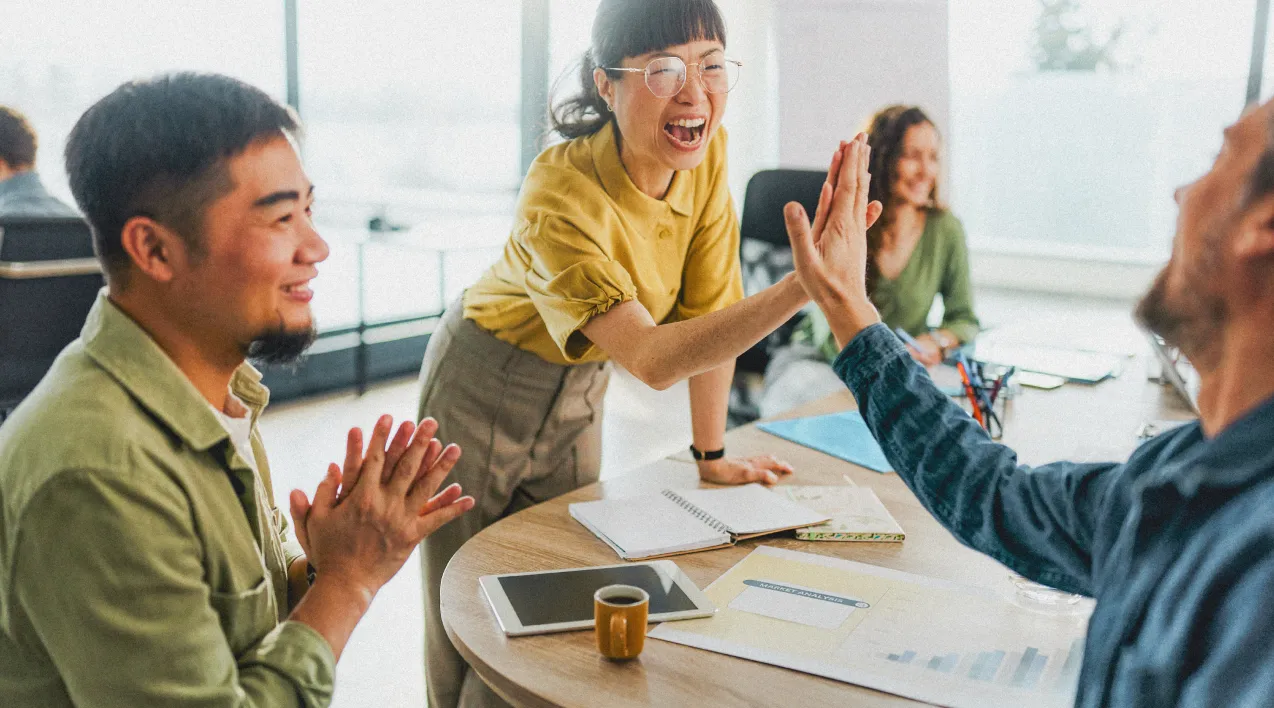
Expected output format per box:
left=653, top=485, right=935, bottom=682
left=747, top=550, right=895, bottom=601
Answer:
left=782, top=106, right=1274, bottom=707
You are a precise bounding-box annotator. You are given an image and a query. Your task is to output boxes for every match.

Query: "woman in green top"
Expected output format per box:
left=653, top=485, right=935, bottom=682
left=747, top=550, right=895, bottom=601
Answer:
left=761, top=105, right=980, bottom=416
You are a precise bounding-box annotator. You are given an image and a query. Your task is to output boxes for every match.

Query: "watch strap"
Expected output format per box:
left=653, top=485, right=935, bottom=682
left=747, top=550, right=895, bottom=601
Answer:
left=690, top=444, right=725, bottom=461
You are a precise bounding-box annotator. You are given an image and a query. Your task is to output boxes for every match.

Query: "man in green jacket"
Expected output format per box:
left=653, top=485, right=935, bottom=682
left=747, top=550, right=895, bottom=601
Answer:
left=0, top=73, right=475, bottom=707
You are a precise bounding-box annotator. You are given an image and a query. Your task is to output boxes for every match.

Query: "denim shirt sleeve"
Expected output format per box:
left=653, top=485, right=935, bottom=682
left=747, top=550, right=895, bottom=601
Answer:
left=1178, top=550, right=1274, bottom=705
left=833, top=323, right=1118, bottom=596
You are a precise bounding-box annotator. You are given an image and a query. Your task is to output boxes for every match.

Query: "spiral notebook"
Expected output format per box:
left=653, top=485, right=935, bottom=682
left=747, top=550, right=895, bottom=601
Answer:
left=569, top=484, right=830, bottom=561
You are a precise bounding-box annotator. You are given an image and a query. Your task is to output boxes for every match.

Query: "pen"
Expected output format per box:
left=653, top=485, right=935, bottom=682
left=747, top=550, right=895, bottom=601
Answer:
left=990, top=366, right=1015, bottom=404
left=966, top=357, right=984, bottom=388
left=894, top=327, right=923, bottom=352
left=959, top=352, right=996, bottom=418
left=955, top=360, right=986, bottom=427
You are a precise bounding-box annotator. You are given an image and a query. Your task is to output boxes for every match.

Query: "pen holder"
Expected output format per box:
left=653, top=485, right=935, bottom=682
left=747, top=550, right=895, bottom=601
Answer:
left=955, top=360, right=1015, bottom=440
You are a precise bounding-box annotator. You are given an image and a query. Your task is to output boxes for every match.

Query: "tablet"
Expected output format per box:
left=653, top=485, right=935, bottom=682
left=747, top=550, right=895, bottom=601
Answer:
left=479, top=560, right=715, bottom=636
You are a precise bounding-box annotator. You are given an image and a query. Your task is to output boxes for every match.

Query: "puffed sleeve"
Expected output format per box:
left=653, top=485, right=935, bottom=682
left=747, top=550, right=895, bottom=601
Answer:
left=512, top=215, right=639, bottom=363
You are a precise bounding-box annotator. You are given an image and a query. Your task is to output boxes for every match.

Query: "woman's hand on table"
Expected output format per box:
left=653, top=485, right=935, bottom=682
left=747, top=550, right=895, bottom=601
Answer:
left=697, top=455, right=795, bottom=485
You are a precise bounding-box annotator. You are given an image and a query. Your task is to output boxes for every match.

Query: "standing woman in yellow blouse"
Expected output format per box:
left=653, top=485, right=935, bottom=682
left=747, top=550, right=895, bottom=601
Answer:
left=417, top=2, right=877, bottom=705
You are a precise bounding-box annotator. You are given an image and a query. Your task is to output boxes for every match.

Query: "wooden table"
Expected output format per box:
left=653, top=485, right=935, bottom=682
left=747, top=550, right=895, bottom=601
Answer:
left=440, top=357, right=1195, bottom=707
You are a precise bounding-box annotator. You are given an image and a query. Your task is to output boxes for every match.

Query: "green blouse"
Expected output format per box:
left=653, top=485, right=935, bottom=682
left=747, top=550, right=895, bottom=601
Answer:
left=795, top=209, right=980, bottom=362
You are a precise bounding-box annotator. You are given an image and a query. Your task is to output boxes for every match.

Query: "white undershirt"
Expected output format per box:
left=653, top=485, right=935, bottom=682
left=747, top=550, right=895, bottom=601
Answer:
left=211, top=396, right=258, bottom=471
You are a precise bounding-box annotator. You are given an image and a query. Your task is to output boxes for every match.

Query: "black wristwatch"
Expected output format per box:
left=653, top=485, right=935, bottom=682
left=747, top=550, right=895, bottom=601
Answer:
left=690, top=444, right=725, bottom=462
left=306, top=562, right=317, bottom=587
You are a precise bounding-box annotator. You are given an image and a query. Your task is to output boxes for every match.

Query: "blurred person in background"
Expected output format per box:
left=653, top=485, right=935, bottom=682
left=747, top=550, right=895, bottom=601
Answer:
left=760, top=105, right=979, bottom=418
left=0, top=105, right=77, bottom=217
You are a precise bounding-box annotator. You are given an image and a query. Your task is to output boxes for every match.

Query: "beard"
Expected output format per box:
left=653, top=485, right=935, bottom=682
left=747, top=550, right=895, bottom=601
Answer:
left=245, top=325, right=317, bottom=366
left=1134, top=232, right=1227, bottom=369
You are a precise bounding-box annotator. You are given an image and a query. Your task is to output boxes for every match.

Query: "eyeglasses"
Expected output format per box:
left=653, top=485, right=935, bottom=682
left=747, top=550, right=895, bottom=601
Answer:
left=604, top=53, right=742, bottom=98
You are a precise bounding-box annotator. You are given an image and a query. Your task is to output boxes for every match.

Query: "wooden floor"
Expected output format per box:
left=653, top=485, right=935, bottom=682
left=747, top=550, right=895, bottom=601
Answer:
left=257, top=288, right=1146, bottom=707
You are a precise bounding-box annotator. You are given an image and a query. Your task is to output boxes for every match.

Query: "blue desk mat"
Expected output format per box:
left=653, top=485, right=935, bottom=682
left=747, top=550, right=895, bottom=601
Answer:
left=757, top=411, right=894, bottom=474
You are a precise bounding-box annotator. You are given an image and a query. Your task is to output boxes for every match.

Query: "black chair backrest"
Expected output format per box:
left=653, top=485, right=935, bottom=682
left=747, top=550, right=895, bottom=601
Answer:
left=735, top=170, right=826, bottom=376
left=740, top=169, right=827, bottom=247
left=0, top=217, right=104, bottom=410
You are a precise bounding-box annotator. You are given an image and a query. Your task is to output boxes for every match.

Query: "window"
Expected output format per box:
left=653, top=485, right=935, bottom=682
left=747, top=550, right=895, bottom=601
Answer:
left=0, top=0, right=286, bottom=203
left=949, top=0, right=1257, bottom=262
left=296, top=0, right=521, bottom=331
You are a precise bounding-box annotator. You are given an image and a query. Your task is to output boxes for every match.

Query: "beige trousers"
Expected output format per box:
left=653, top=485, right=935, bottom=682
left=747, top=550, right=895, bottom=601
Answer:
left=418, top=302, right=610, bottom=708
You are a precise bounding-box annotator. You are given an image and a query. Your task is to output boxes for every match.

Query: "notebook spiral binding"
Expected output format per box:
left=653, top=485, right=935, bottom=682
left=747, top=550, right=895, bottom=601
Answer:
left=661, top=489, right=732, bottom=536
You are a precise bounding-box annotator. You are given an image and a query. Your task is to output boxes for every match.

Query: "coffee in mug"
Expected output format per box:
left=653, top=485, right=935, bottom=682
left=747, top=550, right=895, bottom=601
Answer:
left=594, top=584, right=649, bottom=660
left=605, top=595, right=644, bottom=606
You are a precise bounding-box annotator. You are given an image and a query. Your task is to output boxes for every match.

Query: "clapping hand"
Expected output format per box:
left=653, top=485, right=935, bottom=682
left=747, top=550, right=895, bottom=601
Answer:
left=289, top=416, right=474, bottom=602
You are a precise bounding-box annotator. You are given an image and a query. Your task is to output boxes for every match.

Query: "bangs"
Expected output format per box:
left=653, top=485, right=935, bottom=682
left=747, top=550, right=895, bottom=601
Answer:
left=594, top=0, right=726, bottom=65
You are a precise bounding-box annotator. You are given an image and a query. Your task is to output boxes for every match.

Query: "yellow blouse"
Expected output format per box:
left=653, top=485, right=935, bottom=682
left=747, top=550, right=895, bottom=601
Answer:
left=464, top=121, right=744, bottom=365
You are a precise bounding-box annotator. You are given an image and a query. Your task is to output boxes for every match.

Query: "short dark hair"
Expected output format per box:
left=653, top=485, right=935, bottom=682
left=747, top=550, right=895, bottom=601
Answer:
left=64, top=73, right=299, bottom=282
left=549, top=0, right=727, bottom=140
left=0, top=106, right=38, bottom=169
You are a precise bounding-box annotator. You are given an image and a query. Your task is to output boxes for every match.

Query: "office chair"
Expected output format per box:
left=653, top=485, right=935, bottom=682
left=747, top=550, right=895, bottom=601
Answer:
left=730, top=169, right=826, bottom=423
left=0, top=217, right=104, bottom=420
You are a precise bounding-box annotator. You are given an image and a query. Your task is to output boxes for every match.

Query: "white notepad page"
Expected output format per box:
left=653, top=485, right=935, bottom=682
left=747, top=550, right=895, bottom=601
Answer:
left=676, top=484, right=829, bottom=536
left=569, top=493, right=730, bottom=559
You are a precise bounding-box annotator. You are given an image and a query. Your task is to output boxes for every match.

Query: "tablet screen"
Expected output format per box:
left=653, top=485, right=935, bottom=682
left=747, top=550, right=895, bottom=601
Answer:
left=497, top=564, right=698, bottom=627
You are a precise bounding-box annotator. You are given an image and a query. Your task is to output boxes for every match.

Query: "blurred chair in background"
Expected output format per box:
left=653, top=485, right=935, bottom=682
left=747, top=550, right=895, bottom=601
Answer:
left=730, top=168, right=825, bottom=424
left=0, top=217, right=103, bottom=420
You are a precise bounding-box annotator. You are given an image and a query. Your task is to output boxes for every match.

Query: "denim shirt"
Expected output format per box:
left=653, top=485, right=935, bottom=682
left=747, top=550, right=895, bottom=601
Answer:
left=0, top=171, right=78, bottom=218
left=835, top=323, right=1274, bottom=708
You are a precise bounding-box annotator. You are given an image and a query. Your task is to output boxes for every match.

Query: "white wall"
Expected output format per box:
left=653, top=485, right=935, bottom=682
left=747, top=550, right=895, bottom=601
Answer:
left=774, top=0, right=950, bottom=169
left=717, top=0, right=783, bottom=204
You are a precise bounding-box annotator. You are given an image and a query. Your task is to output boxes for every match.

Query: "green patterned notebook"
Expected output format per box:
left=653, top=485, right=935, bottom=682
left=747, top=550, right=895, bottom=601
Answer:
left=778, top=485, right=905, bottom=542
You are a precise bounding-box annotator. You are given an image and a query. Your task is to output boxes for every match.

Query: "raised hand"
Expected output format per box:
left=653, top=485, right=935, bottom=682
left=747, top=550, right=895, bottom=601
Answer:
left=804, top=135, right=885, bottom=250
left=784, top=134, right=886, bottom=349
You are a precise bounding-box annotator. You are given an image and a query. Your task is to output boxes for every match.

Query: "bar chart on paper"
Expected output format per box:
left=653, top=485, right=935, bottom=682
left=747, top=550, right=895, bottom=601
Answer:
left=833, top=573, right=1089, bottom=707
left=649, top=547, right=1093, bottom=708
left=879, top=639, right=1083, bottom=691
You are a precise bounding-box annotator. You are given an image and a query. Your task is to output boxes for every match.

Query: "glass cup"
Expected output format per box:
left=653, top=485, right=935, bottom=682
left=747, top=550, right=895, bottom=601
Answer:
left=1010, top=574, right=1084, bottom=613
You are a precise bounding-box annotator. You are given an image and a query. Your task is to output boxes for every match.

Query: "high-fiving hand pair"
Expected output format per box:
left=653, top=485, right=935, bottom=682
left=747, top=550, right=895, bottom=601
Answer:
left=783, top=132, right=887, bottom=351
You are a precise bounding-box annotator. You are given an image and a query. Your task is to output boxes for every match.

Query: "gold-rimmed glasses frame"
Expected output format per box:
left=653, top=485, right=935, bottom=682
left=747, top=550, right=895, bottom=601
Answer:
left=604, top=55, right=743, bottom=98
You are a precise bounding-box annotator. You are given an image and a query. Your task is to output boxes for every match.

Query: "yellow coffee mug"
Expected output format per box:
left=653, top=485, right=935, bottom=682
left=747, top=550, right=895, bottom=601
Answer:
left=594, top=584, right=649, bottom=660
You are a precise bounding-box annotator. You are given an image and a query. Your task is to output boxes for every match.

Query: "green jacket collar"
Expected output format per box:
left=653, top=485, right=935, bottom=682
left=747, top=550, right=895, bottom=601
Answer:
left=80, top=290, right=270, bottom=452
